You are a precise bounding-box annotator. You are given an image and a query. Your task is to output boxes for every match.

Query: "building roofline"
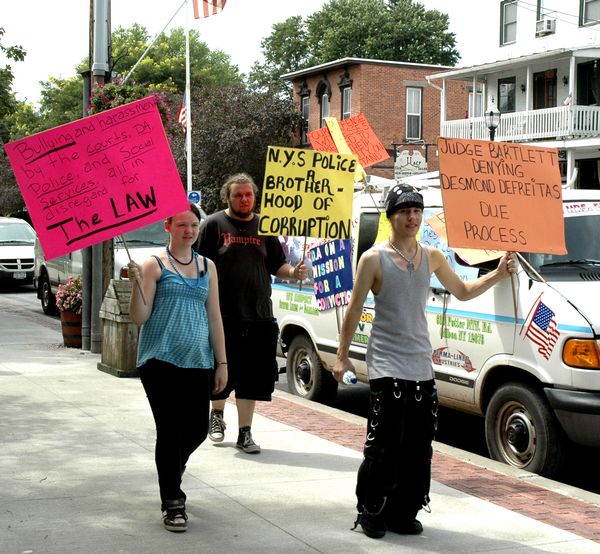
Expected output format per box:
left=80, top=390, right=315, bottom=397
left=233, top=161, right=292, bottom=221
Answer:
left=427, top=46, right=600, bottom=80
left=281, top=57, right=453, bottom=81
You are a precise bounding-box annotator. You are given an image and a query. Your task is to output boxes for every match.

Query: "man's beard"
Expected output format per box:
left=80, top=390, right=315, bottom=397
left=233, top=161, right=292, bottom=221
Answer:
left=229, top=205, right=254, bottom=219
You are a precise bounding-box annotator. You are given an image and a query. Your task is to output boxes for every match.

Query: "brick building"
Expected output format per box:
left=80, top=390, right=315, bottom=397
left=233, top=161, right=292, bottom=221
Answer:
left=282, top=57, right=469, bottom=180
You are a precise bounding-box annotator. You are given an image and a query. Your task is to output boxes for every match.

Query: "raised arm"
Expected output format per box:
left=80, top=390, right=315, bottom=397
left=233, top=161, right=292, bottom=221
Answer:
left=430, top=248, right=516, bottom=301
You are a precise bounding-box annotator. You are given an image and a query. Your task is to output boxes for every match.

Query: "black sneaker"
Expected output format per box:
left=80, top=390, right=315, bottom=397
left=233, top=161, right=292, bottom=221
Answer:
left=236, top=426, right=261, bottom=454
left=354, top=513, right=386, bottom=539
left=162, top=501, right=188, bottom=533
left=208, top=409, right=226, bottom=443
left=386, top=518, right=423, bottom=535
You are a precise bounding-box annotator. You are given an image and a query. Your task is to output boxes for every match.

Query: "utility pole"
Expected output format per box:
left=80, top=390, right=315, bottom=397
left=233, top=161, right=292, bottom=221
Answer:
left=89, top=0, right=112, bottom=353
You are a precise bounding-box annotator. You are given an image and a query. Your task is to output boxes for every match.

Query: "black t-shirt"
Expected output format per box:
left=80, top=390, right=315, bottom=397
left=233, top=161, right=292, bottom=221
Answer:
left=196, top=211, right=286, bottom=321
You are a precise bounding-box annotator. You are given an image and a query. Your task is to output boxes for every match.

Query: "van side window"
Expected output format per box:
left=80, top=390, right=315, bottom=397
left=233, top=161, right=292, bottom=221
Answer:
left=357, top=213, right=380, bottom=262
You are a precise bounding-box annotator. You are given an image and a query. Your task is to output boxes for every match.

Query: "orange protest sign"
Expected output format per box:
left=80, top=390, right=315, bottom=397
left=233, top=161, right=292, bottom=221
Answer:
left=307, top=113, right=389, bottom=168
left=438, top=137, right=566, bottom=254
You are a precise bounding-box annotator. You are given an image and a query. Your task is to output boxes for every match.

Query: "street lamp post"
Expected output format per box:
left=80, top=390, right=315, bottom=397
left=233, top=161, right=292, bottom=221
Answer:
left=484, top=100, right=501, bottom=141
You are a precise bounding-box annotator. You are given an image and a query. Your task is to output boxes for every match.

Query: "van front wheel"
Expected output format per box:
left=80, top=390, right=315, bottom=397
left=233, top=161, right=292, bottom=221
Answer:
left=485, top=382, right=566, bottom=478
left=286, top=335, right=338, bottom=404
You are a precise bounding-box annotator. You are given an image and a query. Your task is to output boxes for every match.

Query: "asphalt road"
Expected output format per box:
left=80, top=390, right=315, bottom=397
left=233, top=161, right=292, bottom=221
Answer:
left=4, top=284, right=600, bottom=495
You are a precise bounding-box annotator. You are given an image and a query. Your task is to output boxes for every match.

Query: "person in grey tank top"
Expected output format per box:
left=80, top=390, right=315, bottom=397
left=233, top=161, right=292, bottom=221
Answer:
left=333, top=185, right=517, bottom=539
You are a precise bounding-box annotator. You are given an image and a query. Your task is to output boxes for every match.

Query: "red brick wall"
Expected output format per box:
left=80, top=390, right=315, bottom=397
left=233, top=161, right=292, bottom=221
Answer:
left=289, top=61, right=470, bottom=179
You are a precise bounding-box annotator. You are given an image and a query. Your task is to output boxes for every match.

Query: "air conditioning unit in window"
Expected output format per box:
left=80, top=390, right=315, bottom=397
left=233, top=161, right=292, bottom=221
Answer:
left=536, top=18, right=556, bottom=36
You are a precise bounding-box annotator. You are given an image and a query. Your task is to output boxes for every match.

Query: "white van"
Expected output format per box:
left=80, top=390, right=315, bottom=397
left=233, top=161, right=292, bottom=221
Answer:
left=272, top=185, right=600, bottom=477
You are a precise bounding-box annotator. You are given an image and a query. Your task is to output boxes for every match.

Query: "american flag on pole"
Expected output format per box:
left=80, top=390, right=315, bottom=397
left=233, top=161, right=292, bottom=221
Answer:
left=176, top=92, right=188, bottom=132
left=193, top=0, right=227, bottom=19
left=523, top=299, right=560, bottom=360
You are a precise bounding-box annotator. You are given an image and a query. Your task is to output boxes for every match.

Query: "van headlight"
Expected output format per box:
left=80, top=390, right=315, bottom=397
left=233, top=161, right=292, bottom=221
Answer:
left=562, top=339, right=600, bottom=369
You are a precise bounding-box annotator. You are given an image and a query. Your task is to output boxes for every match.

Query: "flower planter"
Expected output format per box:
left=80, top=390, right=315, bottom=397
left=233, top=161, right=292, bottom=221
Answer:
left=60, top=311, right=82, bottom=348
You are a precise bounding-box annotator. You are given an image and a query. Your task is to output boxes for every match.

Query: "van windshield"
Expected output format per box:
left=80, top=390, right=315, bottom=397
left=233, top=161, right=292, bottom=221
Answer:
left=522, top=213, right=600, bottom=277
left=0, top=221, right=36, bottom=244
left=116, top=221, right=167, bottom=247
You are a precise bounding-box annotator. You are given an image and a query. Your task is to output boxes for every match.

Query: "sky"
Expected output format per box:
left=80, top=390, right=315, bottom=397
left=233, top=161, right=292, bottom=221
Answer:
left=1, top=0, right=492, bottom=105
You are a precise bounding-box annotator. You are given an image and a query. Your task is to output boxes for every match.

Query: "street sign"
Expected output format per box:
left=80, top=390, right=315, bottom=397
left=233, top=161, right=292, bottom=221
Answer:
left=188, top=190, right=201, bottom=204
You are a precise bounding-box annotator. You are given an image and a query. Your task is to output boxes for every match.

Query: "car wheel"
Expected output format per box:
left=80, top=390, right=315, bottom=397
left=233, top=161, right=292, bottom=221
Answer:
left=40, top=272, right=58, bottom=315
left=485, top=382, right=566, bottom=477
left=286, top=334, right=338, bottom=404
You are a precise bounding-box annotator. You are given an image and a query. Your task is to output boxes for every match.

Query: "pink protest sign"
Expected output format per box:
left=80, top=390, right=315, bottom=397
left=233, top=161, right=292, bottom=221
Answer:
left=4, top=96, right=188, bottom=259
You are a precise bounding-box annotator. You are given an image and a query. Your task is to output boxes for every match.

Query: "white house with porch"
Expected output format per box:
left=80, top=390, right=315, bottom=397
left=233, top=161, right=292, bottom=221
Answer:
left=429, top=0, right=600, bottom=188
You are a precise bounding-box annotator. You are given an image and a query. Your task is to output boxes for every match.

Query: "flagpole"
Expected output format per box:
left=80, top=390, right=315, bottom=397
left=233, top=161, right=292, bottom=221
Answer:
left=185, top=1, right=193, bottom=193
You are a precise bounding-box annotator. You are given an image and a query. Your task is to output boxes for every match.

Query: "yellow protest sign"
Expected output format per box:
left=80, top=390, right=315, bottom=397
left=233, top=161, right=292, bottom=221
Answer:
left=375, top=212, right=392, bottom=243
left=259, top=146, right=356, bottom=239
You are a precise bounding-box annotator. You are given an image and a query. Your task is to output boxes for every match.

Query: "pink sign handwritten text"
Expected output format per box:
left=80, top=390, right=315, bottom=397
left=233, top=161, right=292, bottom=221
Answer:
left=4, top=96, right=188, bottom=259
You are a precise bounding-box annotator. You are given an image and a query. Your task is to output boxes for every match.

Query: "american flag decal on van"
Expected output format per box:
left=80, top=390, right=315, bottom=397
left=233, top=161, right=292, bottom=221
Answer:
left=522, top=298, right=560, bottom=360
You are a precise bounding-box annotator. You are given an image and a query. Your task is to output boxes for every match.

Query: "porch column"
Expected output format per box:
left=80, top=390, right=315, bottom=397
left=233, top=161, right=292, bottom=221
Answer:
left=566, top=149, right=576, bottom=189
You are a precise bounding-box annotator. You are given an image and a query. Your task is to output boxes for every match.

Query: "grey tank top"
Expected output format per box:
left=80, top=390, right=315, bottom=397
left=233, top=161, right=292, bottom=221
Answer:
left=366, top=243, right=434, bottom=381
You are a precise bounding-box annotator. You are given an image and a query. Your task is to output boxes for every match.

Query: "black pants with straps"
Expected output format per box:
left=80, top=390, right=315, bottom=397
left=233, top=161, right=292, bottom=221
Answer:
left=356, top=377, right=438, bottom=522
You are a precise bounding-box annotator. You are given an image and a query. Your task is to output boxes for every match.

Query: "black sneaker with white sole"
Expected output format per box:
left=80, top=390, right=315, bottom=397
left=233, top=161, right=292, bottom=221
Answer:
left=162, top=500, right=188, bottom=532
left=209, top=409, right=226, bottom=443
left=236, top=426, right=261, bottom=454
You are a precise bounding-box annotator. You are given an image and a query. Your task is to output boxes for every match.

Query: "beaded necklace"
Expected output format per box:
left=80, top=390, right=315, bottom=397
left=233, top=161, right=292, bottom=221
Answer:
left=165, top=247, right=201, bottom=288
left=166, top=245, right=194, bottom=266
left=388, top=239, right=420, bottom=274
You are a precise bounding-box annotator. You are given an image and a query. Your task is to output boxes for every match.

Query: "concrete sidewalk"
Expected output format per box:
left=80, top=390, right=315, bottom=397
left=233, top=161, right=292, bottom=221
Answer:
left=2, top=311, right=600, bottom=553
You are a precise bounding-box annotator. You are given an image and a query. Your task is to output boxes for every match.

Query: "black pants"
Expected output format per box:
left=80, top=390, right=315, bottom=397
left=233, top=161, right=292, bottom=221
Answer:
left=356, top=377, right=438, bottom=522
left=139, top=359, right=211, bottom=510
left=212, top=318, right=279, bottom=402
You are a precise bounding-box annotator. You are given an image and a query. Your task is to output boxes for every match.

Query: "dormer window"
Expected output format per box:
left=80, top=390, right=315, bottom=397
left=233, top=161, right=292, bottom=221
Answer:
left=316, top=78, right=332, bottom=127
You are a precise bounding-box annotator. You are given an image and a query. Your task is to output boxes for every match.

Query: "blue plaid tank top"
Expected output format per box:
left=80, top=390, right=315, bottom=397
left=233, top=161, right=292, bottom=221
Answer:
left=137, top=254, right=213, bottom=369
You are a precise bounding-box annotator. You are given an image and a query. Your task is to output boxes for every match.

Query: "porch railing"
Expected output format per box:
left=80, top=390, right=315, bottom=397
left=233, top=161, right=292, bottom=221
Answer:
left=441, top=105, right=600, bottom=142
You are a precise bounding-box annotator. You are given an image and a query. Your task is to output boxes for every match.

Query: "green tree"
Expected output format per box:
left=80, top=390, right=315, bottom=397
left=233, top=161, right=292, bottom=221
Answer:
left=36, top=75, right=85, bottom=132
left=0, top=27, right=26, bottom=214
left=247, top=16, right=310, bottom=93
left=250, top=0, right=458, bottom=92
left=0, top=26, right=26, bottom=143
left=15, top=24, right=242, bottom=138
left=173, top=83, right=301, bottom=214
left=110, top=25, right=241, bottom=90
left=0, top=154, right=22, bottom=216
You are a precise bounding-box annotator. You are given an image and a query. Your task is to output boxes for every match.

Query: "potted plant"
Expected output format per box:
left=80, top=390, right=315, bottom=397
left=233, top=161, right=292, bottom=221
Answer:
left=56, top=275, right=83, bottom=348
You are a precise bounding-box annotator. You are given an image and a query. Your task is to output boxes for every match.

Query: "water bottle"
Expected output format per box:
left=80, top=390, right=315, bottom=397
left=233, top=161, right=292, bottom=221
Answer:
left=343, top=370, right=357, bottom=385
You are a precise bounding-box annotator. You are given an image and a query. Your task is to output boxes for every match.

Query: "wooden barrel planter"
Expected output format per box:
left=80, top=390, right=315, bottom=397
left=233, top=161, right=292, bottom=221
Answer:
left=60, top=311, right=82, bottom=348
